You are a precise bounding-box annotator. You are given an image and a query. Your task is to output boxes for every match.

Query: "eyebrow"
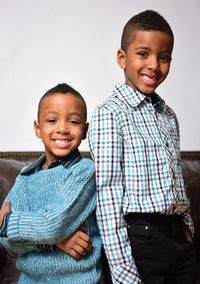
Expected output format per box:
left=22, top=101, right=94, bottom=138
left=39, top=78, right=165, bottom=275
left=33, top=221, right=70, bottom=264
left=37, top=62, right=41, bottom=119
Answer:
left=45, top=111, right=58, bottom=115
left=45, top=111, right=82, bottom=117
left=136, top=46, right=150, bottom=50
left=69, top=112, right=82, bottom=117
left=136, top=46, right=171, bottom=54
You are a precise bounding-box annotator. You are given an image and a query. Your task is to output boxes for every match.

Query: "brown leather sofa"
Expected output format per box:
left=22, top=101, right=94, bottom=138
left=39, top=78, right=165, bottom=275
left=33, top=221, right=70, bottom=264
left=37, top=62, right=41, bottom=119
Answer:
left=0, top=151, right=200, bottom=283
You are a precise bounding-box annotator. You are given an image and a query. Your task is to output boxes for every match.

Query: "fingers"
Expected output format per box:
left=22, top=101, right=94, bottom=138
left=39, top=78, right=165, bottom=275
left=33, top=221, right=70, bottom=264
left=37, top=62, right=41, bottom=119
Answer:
left=4, top=201, right=11, bottom=207
left=71, top=243, right=92, bottom=258
left=56, top=240, right=91, bottom=259
left=74, top=237, right=93, bottom=252
left=0, top=201, right=11, bottom=227
left=67, top=248, right=83, bottom=259
left=56, top=228, right=93, bottom=258
left=5, top=201, right=11, bottom=207
left=184, top=224, right=193, bottom=243
left=78, top=230, right=92, bottom=245
left=1, top=201, right=11, bottom=213
left=79, top=225, right=87, bottom=232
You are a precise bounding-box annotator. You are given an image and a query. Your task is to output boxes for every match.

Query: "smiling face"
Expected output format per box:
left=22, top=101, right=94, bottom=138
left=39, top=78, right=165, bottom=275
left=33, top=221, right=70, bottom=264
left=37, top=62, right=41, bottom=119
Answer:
left=117, top=30, right=173, bottom=96
left=34, top=93, right=88, bottom=167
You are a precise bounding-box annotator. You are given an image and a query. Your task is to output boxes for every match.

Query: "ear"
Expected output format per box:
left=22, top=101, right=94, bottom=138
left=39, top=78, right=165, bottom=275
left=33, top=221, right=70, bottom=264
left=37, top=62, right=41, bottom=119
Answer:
left=117, top=48, right=127, bottom=69
left=82, top=122, right=89, bottom=140
left=34, top=120, right=41, bottom=138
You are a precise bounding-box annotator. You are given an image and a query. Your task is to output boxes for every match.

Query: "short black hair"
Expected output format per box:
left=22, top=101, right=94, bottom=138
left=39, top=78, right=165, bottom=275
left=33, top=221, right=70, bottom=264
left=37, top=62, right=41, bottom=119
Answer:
left=37, top=83, right=87, bottom=122
left=121, top=10, right=174, bottom=52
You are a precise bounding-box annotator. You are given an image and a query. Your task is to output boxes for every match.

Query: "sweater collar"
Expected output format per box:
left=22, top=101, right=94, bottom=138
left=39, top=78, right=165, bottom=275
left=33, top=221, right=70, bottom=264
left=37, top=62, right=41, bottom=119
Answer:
left=21, top=149, right=82, bottom=175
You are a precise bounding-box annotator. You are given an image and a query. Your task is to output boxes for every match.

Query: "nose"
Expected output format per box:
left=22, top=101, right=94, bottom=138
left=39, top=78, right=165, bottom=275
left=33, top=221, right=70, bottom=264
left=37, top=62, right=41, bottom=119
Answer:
left=57, top=122, right=69, bottom=134
left=147, top=55, right=160, bottom=71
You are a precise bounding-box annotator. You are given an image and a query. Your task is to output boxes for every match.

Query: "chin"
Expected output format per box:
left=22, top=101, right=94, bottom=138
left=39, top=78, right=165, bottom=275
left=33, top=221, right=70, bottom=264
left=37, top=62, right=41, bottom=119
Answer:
left=53, top=150, right=70, bottom=157
left=138, top=89, right=154, bottom=96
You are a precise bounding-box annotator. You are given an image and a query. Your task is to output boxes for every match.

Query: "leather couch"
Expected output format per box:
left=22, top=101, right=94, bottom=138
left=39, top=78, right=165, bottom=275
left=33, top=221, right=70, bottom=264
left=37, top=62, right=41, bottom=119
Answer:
left=0, top=151, right=200, bottom=283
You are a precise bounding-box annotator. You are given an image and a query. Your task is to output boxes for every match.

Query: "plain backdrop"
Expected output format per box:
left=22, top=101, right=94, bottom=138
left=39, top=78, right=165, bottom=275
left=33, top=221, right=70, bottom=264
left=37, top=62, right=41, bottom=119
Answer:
left=0, top=0, right=199, bottom=151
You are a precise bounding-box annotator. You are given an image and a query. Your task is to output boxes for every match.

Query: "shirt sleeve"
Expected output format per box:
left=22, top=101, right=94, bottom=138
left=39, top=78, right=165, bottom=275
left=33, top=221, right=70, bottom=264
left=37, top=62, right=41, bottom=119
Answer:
left=6, top=162, right=97, bottom=245
left=89, top=106, right=141, bottom=284
left=173, top=112, right=194, bottom=235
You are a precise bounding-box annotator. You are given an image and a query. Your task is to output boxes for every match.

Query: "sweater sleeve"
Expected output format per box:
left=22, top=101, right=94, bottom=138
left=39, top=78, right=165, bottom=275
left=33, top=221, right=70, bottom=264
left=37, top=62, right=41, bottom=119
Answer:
left=6, top=161, right=97, bottom=245
left=0, top=172, right=40, bottom=254
left=0, top=237, right=40, bottom=254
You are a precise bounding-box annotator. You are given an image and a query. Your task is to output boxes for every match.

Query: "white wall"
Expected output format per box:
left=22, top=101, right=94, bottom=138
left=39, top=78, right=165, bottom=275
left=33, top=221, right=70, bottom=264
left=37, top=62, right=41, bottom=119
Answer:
left=0, top=0, right=199, bottom=151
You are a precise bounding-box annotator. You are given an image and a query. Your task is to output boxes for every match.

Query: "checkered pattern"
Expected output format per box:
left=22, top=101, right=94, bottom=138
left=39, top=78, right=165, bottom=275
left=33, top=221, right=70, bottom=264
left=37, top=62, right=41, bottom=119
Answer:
left=89, top=83, right=192, bottom=284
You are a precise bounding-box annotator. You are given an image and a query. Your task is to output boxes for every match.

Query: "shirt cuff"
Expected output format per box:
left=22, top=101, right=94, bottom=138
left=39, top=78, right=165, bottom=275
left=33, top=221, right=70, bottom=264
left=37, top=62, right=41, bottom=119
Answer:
left=37, top=244, right=57, bottom=251
left=183, top=212, right=194, bottom=236
left=0, top=212, right=11, bottom=237
left=111, top=263, right=141, bottom=284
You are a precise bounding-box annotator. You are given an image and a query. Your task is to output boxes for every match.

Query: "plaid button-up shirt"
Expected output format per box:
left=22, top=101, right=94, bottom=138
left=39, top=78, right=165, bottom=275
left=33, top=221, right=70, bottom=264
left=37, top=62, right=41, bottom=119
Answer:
left=89, top=83, right=192, bottom=284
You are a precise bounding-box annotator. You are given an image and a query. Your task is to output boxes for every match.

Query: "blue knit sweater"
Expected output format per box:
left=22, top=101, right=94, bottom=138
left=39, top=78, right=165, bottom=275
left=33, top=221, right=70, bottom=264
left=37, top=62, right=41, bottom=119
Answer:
left=0, top=157, right=102, bottom=283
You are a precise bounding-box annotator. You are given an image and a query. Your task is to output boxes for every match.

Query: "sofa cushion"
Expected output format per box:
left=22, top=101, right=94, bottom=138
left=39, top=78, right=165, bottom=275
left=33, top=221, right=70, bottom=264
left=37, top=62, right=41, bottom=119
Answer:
left=0, top=158, right=29, bottom=207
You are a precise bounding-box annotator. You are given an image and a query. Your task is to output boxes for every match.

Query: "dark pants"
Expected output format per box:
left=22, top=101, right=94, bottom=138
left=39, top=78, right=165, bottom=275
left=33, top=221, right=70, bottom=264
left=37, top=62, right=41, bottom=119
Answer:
left=125, top=213, right=197, bottom=284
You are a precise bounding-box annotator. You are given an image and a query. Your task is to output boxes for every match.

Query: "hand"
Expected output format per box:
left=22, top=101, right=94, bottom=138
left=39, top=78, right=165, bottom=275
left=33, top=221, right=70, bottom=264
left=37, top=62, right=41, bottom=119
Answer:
left=184, top=224, right=193, bottom=243
left=56, top=225, right=92, bottom=259
left=0, top=201, right=11, bottom=227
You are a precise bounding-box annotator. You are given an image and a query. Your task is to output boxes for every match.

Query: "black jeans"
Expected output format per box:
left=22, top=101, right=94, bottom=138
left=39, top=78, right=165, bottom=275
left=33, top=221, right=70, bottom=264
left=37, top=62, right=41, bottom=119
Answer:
left=125, top=213, right=197, bottom=284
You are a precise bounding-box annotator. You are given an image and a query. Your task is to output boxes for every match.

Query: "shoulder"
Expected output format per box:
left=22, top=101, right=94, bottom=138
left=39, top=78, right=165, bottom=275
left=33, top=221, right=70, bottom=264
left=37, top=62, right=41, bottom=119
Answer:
left=165, top=105, right=178, bottom=120
left=59, top=158, right=96, bottom=192
left=165, top=105, right=179, bottom=127
left=92, top=84, right=125, bottom=115
left=92, top=98, right=124, bottom=126
left=69, top=158, right=95, bottom=178
left=165, top=105, right=179, bottom=135
left=95, top=96, right=123, bottom=113
left=79, top=157, right=95, bottom=169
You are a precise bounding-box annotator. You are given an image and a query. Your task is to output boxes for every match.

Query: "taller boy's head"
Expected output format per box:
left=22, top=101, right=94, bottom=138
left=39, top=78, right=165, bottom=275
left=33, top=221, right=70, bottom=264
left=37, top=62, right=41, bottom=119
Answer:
left=117, top=10, right=174, bottom=95
left=34, top=83, right=88, bottom=167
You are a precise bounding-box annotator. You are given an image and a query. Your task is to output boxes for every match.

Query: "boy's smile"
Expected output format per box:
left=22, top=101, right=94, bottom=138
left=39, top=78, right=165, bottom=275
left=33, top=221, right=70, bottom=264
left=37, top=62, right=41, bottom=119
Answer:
left=117, top=30, right=173, bottom=96
left=34, top=93, right=88, bottom=168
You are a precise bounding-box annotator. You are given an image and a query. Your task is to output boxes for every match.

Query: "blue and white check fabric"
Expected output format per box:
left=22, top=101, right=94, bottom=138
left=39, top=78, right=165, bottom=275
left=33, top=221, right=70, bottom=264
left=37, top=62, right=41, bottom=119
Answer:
left=88, top=82, right=192, bottom=284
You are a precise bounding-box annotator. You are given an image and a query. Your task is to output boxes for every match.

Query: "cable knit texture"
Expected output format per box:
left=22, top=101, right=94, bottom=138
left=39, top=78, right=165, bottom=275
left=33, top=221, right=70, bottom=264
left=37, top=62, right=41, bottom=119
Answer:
left=0, top=158, right=102, bottom=283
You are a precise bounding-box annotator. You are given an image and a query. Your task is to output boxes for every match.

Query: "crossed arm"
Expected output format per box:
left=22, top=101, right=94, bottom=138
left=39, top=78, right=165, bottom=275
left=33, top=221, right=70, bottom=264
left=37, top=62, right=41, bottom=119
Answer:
left=0, top=201, right=92, bottom=258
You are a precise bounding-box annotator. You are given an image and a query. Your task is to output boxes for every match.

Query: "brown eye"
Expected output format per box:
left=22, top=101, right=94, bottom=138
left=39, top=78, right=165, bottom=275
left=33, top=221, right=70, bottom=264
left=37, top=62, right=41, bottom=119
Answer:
left=48, top=119, right=56, bottom=123
left=138, top=51, right=148, bottom=57
left=69, top=120, right=79, bottom=124
left=160, top=55, right=170, bottom=61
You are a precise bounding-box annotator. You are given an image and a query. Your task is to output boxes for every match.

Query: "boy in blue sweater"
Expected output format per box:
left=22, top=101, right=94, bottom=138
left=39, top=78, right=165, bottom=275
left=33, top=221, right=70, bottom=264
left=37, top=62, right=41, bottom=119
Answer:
left=0, top=83, right=102, bottom=283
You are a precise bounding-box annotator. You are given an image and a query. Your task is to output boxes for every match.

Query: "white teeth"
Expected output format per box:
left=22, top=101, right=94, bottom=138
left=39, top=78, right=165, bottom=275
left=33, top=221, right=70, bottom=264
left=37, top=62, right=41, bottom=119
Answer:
left=143, top=75, right=156, bottom=81
left=54, top=140, right=68, bottom=144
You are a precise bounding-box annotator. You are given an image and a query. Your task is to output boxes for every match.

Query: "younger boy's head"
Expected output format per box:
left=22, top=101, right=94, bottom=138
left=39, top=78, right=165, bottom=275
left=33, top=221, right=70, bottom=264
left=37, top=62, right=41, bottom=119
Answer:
left=117, top=10, right=174, bottom=96
left=34, top=83, right=88, bottom=167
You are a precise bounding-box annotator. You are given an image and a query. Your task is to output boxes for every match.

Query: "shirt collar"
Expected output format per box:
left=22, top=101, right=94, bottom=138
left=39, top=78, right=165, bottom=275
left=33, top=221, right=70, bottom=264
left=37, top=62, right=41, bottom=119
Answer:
left=113, top=82, right=166, bottom=113
left=21, top=148, right=82, bottom=175
left=150, top=92, right=166, bottom=113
